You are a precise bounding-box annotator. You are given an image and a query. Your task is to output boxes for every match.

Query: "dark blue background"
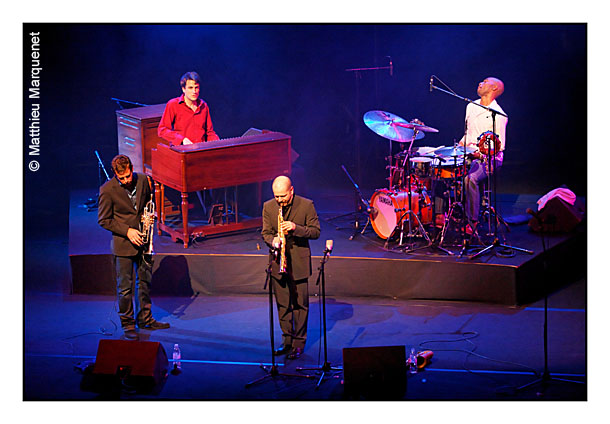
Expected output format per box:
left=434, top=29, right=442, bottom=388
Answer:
left=23, top=23, right=586, bottom=243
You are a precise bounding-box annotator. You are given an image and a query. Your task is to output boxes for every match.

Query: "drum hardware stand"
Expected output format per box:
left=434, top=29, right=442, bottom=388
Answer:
left=297, top=243, right=342, bottom=388
left=246, top=250, right=314, bottom=388
left=326, top=165, right=373, bottom=240
left=481, top=191, right=511, bottom=237
left=384, top=132, right=435, bottom=253
left=384, top=206, right=433, bottom=253
left=433, top=155, right=464, bottom=254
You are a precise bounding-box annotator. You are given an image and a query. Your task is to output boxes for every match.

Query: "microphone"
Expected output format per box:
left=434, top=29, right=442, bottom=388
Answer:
left=429, top=75, right=434, bottom=92
left=324, top=240, right=334, bottom=255
left=389, top=57, right=393, bottom=76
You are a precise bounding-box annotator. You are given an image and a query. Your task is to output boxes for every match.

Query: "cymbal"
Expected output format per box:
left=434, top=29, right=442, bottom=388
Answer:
left=394, top=122, right=439, bottom=133
left=410, top=157, right=433, bottom=163
left=435, top=145, right=476, bottom=157
left=416, top=145, right=445, bottom=156
left=363, top=110, right=425, bottom=142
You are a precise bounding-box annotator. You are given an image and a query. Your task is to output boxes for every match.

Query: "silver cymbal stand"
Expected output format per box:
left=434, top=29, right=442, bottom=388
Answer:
left=384, top=130, right=433, bottom=252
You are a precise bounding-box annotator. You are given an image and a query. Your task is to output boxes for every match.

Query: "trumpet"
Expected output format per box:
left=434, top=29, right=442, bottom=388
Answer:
left=277, top=207, right=287, bottom=274
left=140, top=193, right=155, bottom=255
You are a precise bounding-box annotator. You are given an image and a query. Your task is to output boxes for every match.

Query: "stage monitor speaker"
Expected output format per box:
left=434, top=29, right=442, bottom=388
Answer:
left=91, top=339, right=169, bottom=394
left=342, top=345, right=406, bottom=399
left=528, top=197, right=584, bottom=233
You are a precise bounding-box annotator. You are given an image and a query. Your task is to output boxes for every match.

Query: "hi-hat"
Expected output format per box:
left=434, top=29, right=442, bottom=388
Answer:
left=435, top=145, right=476, bottom=157
left=394, top=122, right=439, bottom=133
left=363, top=110, right=425, bottom=142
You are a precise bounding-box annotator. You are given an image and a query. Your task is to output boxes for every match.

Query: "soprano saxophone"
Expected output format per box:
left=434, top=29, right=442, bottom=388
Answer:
left=140, top=193, right=155, bottom=255
left=277, top=206, right=287, bottom=274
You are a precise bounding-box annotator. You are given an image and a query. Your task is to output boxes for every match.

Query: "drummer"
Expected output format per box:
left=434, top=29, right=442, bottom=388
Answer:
left=458, top=77, right=507, bottom=231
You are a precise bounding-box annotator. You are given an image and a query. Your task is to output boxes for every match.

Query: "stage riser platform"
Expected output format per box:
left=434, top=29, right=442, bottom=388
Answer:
left=70, top=230, right=585, bottom=305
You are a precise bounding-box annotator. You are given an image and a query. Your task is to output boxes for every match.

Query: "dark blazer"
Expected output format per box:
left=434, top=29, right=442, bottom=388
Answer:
left=98, top=173, right=152, bottom=257
left=262, top=195, right=320, bottom=281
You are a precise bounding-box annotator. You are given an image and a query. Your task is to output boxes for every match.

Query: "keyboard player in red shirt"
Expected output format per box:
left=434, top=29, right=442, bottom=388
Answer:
left=158, top=71, right=220, bottom=145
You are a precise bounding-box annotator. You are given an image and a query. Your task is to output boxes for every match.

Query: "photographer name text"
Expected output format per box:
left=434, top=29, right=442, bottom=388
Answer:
left=28, top=31, right=41, bottom=171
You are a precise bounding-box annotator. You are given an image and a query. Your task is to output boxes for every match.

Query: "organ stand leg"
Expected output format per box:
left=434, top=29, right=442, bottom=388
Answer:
left=181, top=192, right=189, bottom=248
left=155, top=182, right=163, bottom=236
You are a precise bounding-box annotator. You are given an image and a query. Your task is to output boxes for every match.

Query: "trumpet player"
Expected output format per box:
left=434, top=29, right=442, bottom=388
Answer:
left=262, top=176, right=320, bottom=360
left=98, top=154, right=170, bottom=341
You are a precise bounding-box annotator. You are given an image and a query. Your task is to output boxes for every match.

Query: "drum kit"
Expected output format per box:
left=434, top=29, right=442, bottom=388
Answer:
left=362, top=110, right=476, bottom=253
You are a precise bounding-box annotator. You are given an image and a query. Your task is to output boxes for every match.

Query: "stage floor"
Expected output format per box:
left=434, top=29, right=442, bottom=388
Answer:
left=24, top=282, right=586, bottom=401
left=22, top=187, right=587, bottom=401
left=68, top=187, right=586, bottom=305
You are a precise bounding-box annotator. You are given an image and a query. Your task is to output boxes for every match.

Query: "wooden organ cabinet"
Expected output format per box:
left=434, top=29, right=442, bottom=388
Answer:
left=115, top=104, right=167, bottom=174
left=152, top=131, right=292, bottom=247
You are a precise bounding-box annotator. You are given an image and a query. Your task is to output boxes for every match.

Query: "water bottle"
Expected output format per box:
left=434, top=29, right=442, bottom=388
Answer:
left=409, top=347, right=418, bottom=374
left=173, top=343, right=182, bottom=371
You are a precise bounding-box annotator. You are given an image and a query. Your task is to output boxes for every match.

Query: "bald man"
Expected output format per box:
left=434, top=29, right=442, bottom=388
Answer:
left=261, top=176, right=320, bottom=360
left=459, top=77, right=508, bottom=229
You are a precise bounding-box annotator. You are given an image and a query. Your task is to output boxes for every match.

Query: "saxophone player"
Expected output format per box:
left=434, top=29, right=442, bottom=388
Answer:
left=98, top=154, right=170, bottom=341
left=262, top=176, right=320, bottom=360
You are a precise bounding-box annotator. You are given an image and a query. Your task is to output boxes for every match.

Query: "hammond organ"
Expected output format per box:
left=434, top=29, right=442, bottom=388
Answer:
left=151, top=131, right=291, bottom=247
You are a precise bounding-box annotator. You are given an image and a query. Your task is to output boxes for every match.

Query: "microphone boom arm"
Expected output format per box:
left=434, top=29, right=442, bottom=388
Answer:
left=430, top=83, right=508, bottom=118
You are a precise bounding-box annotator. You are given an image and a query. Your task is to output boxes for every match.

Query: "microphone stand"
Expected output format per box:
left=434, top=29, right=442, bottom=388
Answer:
left=296, top=246, right=342, bottom=389
left=245, top=249, right=314, bottom=388
left=429, top=77, right=532, bottom=258
left=83, top=151, right=111, bottom=211
left=326, top=165, right=373, bottom=240
left=516, top=210, right=584, bottom=394
left=468, top=110, right=532, bottom=259
left=110, top=97, right=150, bottom=110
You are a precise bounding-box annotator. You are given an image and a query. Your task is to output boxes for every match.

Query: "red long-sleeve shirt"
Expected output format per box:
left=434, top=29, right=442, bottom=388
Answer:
left=157, top=95, right=220, bottom=145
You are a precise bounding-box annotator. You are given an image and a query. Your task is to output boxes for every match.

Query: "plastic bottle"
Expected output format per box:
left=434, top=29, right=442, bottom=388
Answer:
left=409, top=347, right=418, bottom=374
left=173, top=343, right=182, bottom=371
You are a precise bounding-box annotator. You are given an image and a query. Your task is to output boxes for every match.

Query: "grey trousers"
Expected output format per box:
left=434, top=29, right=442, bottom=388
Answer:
left=115, top=254, right=153, bottom=330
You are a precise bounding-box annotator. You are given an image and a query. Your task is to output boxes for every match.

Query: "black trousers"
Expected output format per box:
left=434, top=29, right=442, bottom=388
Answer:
left=272, top=275, right=309, bottom=349
left=115, top=254, right=153, bottom=330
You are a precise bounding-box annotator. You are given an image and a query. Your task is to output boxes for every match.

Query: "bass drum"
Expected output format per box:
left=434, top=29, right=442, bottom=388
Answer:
left=369, top=189, right=433, bottom=239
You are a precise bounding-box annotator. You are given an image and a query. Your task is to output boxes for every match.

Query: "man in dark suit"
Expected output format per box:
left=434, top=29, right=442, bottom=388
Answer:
left=98, top=155, right=170, bottom=340
left=262, top=176, right=320, bottom=359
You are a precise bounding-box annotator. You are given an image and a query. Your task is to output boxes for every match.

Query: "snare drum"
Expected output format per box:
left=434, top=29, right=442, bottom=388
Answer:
left=433, top=157, right=465, bottom=179
left=369, top=189, right=433, bottom=239
left=410, top=156, right=433, bottom=178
